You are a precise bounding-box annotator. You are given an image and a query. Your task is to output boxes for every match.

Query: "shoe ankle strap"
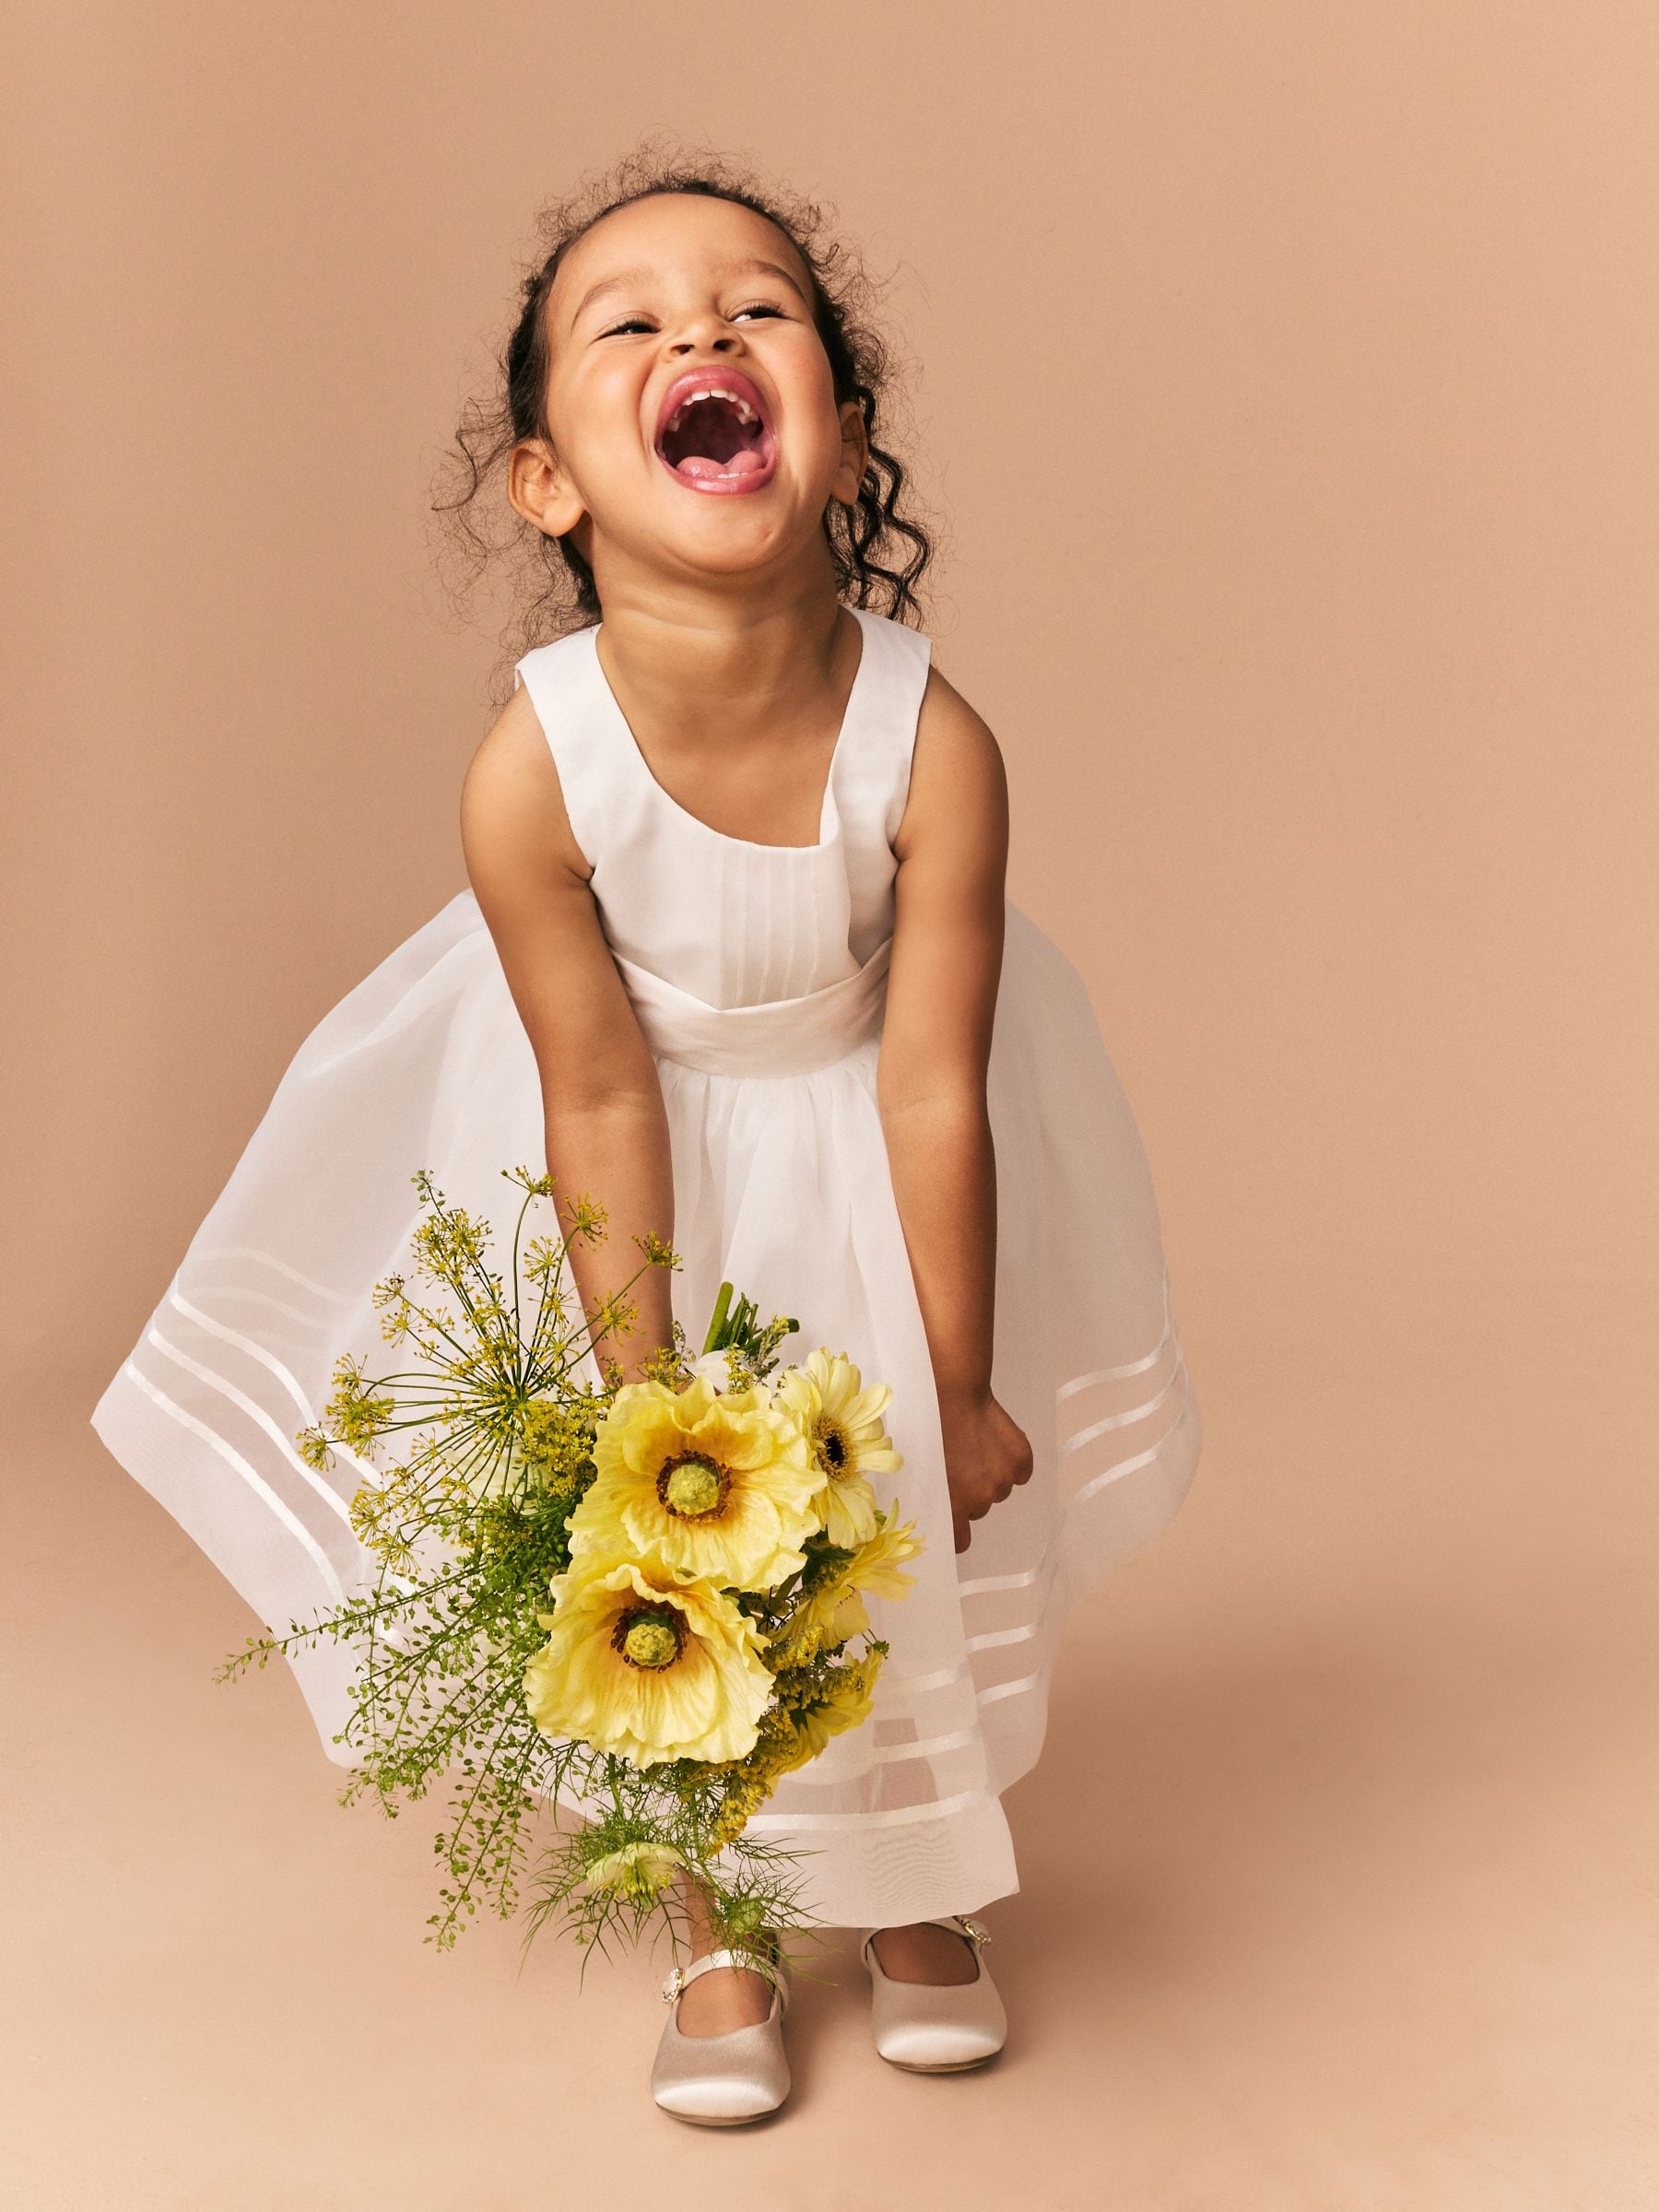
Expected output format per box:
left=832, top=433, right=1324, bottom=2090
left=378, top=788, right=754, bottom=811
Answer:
left=662, top=1944, right=789, bottom=2011
left=859, top=1913, right=991, bottom=1965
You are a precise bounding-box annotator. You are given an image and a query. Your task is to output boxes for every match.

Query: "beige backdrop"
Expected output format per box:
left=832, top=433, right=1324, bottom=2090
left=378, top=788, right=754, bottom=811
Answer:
left=6, top=4, right=1654, bottom=2207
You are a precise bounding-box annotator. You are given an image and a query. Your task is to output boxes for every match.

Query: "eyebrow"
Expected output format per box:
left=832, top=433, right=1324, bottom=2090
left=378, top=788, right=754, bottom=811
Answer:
left=570, top=255, right=810, bottom=327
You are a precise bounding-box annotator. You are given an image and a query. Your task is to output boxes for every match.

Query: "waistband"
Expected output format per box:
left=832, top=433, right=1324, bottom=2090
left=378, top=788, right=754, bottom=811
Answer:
left=610, top=938, right=891, bottom=1078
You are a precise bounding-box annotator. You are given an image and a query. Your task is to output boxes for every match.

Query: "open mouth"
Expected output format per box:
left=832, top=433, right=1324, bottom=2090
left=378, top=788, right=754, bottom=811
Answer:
left=654, top=371, right=778, bottom=495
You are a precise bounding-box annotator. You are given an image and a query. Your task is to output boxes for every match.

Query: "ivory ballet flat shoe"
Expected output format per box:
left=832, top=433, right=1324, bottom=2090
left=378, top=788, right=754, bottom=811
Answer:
left=856, top=1915, right=1007, bottom=2072
left=650, top=1944, right=791, bottom=2125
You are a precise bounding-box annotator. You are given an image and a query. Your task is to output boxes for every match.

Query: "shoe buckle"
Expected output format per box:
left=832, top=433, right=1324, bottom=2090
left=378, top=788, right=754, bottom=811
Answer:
left=957, top=1914, right=991, bottom=1949
left=661, top=1964, right=687, bottom=2003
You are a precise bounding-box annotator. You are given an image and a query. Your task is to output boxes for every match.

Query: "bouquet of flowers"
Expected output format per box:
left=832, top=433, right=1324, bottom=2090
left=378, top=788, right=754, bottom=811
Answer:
left=218, top=1165, right=921, bottom=1970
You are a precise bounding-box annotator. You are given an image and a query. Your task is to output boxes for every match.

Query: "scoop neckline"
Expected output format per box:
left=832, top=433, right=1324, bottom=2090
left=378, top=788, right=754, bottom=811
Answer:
left=585, top=608, right=871, bottom=854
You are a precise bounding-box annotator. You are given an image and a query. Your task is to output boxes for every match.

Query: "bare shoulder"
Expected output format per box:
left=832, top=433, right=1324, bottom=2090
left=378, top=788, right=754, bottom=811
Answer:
left=460, top=681, right=591, bottom=889
left=894, top=664, right=1008, bottom=861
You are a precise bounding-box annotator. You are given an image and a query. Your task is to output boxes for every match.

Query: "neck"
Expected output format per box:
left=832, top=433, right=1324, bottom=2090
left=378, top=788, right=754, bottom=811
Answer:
left=586, top=543, right=854, bottom=747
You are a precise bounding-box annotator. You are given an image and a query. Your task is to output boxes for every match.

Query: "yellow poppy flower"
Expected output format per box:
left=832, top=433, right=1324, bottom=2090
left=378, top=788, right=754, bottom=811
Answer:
left=523, top=1559, right=773, bottom=1768
left=775, top=1350, right=903, bottom=1549
left=571, top=1375, right=818, bottom=1593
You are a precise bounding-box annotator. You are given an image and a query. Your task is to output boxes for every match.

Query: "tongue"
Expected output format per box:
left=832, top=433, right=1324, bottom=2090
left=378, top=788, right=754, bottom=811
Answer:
left=677, top=448, right=766, bottom=480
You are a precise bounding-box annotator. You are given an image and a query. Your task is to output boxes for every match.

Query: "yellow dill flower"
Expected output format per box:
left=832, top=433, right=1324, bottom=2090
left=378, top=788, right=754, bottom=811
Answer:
left=517, top=1394, right=595, bottom=1484
left=775, top=1350, right=902, bottom=1549
left=570, top=1375, right=817, bottom=1593
left=523, top=1558, right=772, bottom=1767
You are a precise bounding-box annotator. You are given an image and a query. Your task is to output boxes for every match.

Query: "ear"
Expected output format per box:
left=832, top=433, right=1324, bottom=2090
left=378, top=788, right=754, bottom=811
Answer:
left=830, top=397, right=870, bottom=508
left=507, top=436, right=586, bottom=540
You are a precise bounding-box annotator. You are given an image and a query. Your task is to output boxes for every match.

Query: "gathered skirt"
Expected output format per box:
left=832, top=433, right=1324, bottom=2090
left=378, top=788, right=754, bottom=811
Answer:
left=91, top=890, right=1201, bottom=1926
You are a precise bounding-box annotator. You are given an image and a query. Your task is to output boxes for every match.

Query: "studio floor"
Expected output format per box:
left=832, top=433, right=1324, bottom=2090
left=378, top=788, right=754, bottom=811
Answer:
left=6, top=1277, right=1653, bottom=2211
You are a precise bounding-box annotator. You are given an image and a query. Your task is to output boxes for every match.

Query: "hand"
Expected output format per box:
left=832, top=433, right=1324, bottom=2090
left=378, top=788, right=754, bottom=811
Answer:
left=937, top=1386, right=1034, bottom=1553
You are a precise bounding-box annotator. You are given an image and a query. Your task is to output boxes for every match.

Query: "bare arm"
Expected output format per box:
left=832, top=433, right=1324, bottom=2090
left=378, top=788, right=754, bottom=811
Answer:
left=877, top=670, right=1034, bottom=1550
left=461, top=684, right=675, bottom=1382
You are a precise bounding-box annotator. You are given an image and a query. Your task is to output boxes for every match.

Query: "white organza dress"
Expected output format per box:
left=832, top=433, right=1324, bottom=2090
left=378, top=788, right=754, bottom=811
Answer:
left=91, top=606, right=1203, bottom=1928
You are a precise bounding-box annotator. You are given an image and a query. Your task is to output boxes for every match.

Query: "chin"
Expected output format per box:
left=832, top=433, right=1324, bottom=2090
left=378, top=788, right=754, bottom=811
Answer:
left=662, top=509, right=806, bottom=581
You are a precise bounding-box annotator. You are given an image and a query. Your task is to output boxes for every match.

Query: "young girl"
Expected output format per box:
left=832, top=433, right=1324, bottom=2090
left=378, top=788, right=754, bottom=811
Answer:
left=91, top=147, right=1203, bottom=2124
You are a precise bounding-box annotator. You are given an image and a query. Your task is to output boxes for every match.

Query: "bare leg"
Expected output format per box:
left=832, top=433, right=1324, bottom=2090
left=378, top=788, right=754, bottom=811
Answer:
left=671, top=1877, right=776, bottom=2036
left=868, top=1922, right=982, bottom=1983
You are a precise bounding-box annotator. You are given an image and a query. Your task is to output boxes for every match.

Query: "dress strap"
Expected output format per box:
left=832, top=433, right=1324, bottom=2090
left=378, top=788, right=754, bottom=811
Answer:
left=832, top=612, right=933, bottom=938
left=512, top=625, right=634, bottom=875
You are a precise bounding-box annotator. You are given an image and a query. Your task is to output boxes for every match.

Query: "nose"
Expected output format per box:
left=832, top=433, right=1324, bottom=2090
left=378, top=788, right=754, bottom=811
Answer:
left=665, top=307, right=740, bottom=358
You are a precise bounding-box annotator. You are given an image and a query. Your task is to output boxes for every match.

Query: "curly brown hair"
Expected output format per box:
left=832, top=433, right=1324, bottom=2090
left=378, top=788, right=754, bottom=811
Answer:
left=430, top=137, right=936, bottom=706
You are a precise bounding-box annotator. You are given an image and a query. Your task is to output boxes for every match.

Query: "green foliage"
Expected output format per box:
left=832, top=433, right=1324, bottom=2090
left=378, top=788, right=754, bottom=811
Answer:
left=215, top=1166, right=865, bottom=1970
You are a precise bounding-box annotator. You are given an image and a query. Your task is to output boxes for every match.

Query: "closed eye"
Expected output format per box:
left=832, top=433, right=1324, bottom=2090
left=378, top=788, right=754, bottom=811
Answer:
left=606, top=300, right=792, bottom=338
left=599, top=302, right=785, bottom=338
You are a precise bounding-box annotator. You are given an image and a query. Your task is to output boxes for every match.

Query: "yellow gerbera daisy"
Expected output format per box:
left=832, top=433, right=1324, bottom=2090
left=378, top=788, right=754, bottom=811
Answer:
left=767, top=1505, right=923, bottom=1667
left=775, top=1349, right=903, bottom=1550
left=768, top=1579, right=872, bottom=1669
left=523, top=1559, right=773, bottom=1768
left=570, top=1375, right=818, bottom=1593
left=775, top=1653, right=885, bottom=1772
left=843, top=1506, right=924, bottom=1600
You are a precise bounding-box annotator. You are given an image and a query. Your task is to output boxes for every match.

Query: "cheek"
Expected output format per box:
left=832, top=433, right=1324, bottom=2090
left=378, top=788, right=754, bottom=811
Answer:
left=774, top=352, right=846, bottom=471
left=763, top=327, right=833, bottom=406
left=551, top=359, right=644, bottom=475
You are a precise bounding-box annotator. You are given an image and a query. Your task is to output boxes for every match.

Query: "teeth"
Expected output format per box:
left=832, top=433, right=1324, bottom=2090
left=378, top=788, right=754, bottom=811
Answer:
left=665, top=386, right=760, bottom=433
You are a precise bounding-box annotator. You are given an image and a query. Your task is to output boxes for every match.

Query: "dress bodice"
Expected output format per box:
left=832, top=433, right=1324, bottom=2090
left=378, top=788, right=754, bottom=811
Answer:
left=512, top=608, right=932, bottom=1011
